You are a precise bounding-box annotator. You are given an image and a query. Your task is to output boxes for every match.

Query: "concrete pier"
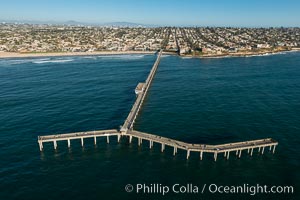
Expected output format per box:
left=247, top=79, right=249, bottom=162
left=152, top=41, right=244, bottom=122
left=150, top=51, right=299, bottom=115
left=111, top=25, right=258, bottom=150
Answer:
left=38, top=129, right=278, bottom=161
left=37, top=50, right=279, bottom=162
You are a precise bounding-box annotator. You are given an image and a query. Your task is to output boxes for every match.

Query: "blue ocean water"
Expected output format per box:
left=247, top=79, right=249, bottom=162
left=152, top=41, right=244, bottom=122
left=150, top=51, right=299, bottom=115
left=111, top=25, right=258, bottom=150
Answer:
left=0, top=52, right=299, bottom=200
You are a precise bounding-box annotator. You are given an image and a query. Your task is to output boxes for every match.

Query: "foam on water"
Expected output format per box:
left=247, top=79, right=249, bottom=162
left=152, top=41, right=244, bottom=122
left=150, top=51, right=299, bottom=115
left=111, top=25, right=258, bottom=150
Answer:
left=0, top=58, right=50, bottom=66
left=32, top=59, right=74, bottom=64
left=98, top=54, right=145, bottom=60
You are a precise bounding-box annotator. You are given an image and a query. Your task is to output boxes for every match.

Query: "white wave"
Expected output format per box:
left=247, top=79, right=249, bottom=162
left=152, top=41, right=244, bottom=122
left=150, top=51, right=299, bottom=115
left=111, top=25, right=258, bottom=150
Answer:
left=244, top=51, right=289, bottom=58
left=202, top=55, right=231, bottom=59
left=98, top=54, right=145, bottom=60
left=245, top=53, right=272, bottom=58
left=0, top=58, right=51, bottom=65
left=82, top=56, right=97, bottom=59
left=32, top=59, right=73, bottom=64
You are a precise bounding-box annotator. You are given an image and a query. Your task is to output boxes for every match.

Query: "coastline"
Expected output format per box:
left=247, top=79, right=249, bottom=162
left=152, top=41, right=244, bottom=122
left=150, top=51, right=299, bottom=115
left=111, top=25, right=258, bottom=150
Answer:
left=182, top=48, right=300, bottom=59
left=0, top=48, right=298, bottom=59
left=0, top=51, right=176, bottom=59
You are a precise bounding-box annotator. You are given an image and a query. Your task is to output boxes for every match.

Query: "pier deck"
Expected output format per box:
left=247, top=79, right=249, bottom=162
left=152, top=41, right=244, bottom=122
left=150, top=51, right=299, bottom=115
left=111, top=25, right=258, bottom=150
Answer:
left=120, top=50, right=163, bottom=133
left=37, top=50, right=278, bottom=161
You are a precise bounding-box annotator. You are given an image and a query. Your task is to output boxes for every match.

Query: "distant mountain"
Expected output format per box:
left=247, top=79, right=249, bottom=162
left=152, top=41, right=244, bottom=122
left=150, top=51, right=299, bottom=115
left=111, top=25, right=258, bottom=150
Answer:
left=0, top=19, right=157, bottom=27
left=100, top=22, right=150, bottom=27
left=0, top=19, right=84, bottom=25
left=63, top=20, right=84, bottom=25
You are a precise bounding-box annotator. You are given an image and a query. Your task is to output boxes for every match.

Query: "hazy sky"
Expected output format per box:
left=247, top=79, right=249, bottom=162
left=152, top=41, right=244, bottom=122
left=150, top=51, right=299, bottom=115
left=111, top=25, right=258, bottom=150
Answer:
left=1, top=0, right=299, bottom=27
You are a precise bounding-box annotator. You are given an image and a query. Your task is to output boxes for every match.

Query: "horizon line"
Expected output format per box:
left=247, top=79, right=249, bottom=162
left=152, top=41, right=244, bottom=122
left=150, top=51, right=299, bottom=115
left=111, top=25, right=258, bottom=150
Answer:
left=1, top=19, right=300, bottom=28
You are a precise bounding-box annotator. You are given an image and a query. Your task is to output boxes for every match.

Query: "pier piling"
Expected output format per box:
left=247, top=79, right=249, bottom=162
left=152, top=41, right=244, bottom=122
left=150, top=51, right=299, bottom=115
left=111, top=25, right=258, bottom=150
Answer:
left=81, top=138, right=84, bottom=147
left=161, top=143, right=165, bottom=152
left=187, top=150, right=190, bottom=159
left=38, top=142, right=43, bottom=151
left=214, top=152, right=217, bottom=161
left=53, top=140, right=57, bottom=150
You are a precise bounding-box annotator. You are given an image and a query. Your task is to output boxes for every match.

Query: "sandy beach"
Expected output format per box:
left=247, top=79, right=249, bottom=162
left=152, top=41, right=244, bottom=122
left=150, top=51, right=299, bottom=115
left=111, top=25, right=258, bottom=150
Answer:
left=0, top=49, right=298, bottom=59
left=0, top=51, right=174, bottom=59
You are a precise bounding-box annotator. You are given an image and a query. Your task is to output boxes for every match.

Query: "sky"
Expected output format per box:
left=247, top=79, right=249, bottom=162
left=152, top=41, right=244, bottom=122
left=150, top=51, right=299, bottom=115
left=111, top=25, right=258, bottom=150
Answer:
left=0, top=0, right=299, bottom=27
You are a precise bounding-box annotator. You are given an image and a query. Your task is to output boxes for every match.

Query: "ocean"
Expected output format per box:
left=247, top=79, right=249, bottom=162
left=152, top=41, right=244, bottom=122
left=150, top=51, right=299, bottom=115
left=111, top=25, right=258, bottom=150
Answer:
left=0, top=52, right=299, bottom=200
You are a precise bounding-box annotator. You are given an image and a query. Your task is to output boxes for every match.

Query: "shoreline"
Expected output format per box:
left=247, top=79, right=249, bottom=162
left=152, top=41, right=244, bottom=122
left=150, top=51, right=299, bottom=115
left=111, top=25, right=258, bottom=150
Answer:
left=0, top=51, right=165, bottom=59
left=0, top=49, right=298, bottom=59
left=182, top=48, right=300, bottom=59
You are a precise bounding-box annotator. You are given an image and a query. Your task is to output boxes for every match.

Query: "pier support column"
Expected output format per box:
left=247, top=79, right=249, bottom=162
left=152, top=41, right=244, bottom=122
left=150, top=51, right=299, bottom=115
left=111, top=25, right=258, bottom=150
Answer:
left=38, top=141, right=43, bottom=151
left=117, top=135, right=121, bottom=143
left=200, top=151, right=203, bottom=160
left=138, top=138, right=142, bottom=146
left=161, top=143, right=165, bottom=152
left=224, top=151, right=227, bottom=157
left=262, top=147, right=265, bottom=154
left=107, top=136, right=110, bottom=144
left=81, top=137, right=84, bottom=147
left=273, top=145, right=276, bottom=154
left=129, top=136, right=132, bottom=144
left=269, top=146, right=272, bottom=151
left=258, top=147, right=261, bottom=153
left=67, top=139, right=71, bottom=148
left=173, top=147, right=177, bottom=156
left=214, top=152, right=217, bottom=162
left=227, top=151, right=230, bottom=160
left=53, top=140, right=57, bottom=150
left=238, top=149, right=242, bottom=158
left=247, top=148, right=250, bottom=154
left=94, top=136, right=97, bottom=145
left=236, top=150, right=238, bottom=156
left=250, top=148, right=254, bottom=156
left=186, top=150, right=190, bottom=160
left=149, top=140, right=153, bottom=149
